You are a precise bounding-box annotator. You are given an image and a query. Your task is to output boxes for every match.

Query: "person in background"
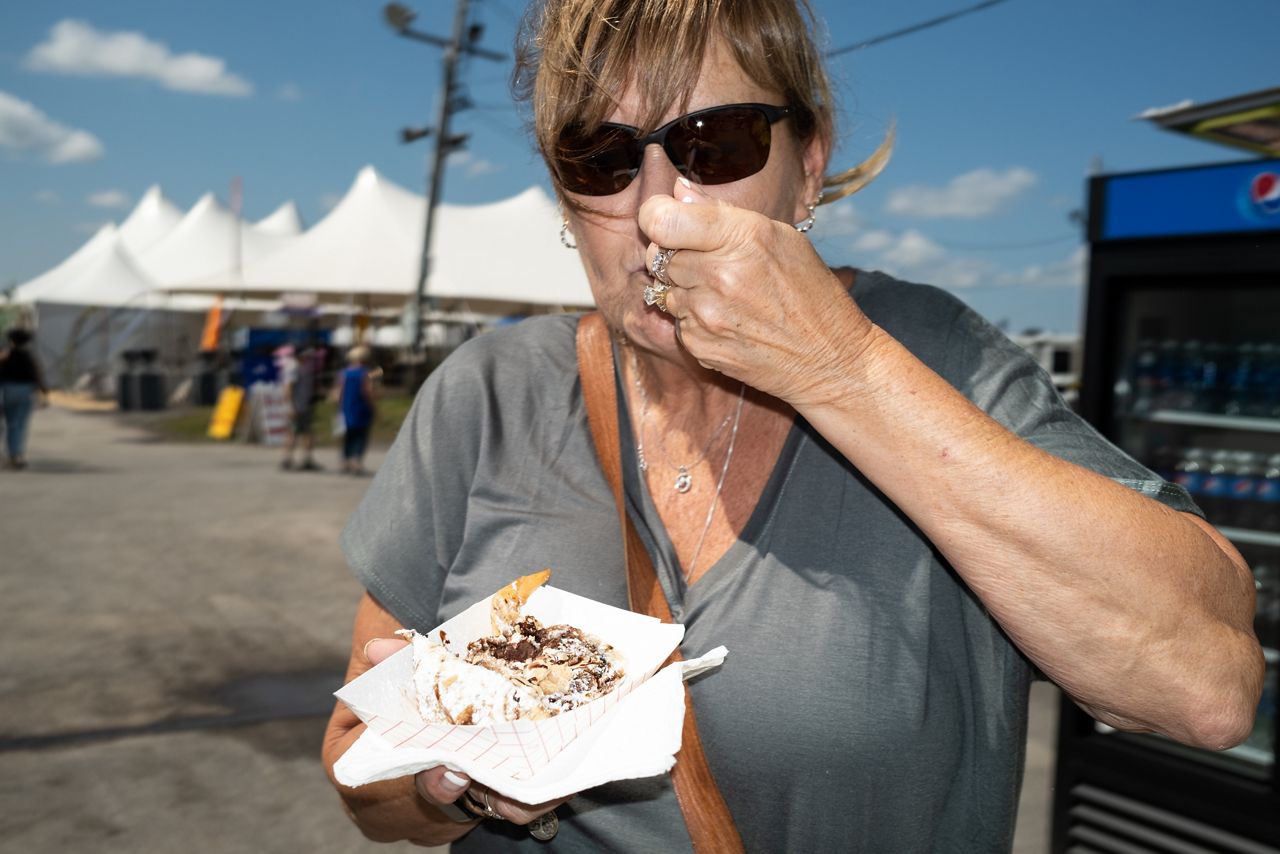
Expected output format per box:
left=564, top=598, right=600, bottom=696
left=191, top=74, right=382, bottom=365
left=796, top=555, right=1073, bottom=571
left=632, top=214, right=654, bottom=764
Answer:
left=0, top=328, right=49, bottom=470
left=280, top=342, right=322, bottom=471
left=337, top=346, right=377, bottom=476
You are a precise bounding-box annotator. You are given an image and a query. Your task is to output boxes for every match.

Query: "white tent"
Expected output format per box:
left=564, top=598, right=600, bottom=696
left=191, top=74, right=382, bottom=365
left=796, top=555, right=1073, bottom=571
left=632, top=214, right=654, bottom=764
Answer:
left=138, top=192, right=296, bottom=288
left=169, top=166, right=594, bottom=308
left=430, top=186, right=592, bottom=306
left=8, top=229, right=207, bottom=384
left=118, top=185, right=184, bottom=257
left=10, top=223, right=121, bottom=304
left=254, top=200, right=304, bottom=236
left=33, top=231, right=160, bottom=308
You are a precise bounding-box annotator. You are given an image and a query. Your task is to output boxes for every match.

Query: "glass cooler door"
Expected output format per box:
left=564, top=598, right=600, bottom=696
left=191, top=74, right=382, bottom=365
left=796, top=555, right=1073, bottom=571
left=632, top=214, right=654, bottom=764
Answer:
left=1103, top=273, right=1279, bottom=780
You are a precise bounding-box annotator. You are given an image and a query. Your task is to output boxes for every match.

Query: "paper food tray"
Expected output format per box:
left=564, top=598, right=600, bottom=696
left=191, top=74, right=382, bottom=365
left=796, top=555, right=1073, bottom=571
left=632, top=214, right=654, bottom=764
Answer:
left=334, top=584, right=693, bottom=784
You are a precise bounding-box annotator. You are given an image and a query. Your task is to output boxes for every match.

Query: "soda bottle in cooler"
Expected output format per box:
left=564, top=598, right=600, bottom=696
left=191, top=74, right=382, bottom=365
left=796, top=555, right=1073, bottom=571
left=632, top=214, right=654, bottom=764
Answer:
left=1254, top=342, right=1280, bottom=418
left=1257, top=453, right=1280, bottom=532
left=1226, top=451, right=1262, bottom=529
left=1154, top=340, right=1182, bottom=411
left=1129, top=340, right=1159, bottom=415
left=1224, top=343, right=1258, bottom=416
left=1199, top=449, right=1233, bottom=524
left=1202, top=342, right=1228, bottom=413
left=1177, top=340, right=1207, bottom=411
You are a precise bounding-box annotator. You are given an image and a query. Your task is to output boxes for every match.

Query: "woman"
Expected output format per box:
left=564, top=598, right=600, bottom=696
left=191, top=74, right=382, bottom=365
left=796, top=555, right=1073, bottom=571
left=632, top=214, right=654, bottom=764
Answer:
left=323, top=1, right=1263, bottom=850
left=337, top=346, right=377, bottom=475
left=0, top=328, right=49, bottom=470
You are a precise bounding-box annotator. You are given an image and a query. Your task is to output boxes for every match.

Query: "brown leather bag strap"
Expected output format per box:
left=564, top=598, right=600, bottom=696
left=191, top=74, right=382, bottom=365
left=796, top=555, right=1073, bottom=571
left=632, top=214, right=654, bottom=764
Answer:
left=576, top=312, right=746, bottom=854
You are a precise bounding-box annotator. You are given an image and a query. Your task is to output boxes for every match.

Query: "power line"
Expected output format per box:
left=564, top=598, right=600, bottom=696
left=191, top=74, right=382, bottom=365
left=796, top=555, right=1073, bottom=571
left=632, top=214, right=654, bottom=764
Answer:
left=826, top=0, right=1012, bottom=58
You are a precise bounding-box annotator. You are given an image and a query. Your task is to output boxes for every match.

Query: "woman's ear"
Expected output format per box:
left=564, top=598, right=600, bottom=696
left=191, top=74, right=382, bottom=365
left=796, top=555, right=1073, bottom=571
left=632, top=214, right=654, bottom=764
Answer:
left=794, top=129, right=831, bottom=224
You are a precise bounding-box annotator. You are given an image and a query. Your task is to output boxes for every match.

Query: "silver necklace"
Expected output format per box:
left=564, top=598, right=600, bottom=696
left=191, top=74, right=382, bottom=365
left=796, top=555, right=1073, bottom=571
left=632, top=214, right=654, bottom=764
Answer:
left=631, top=353, right=737, bottom=493
left=686, top=383, right=746, bottom=578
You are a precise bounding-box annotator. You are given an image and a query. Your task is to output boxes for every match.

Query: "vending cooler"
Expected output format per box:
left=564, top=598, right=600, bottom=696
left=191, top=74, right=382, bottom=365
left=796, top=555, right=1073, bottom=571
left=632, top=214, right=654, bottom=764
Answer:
left=1050, top=159, right=1280, bottom=851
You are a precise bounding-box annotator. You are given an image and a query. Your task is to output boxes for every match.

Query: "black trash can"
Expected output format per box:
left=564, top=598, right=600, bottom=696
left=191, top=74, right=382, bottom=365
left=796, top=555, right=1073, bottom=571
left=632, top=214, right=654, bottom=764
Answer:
left=117, top=350, right=141, bottom=411
left=136, top=349, right=164, bottom=411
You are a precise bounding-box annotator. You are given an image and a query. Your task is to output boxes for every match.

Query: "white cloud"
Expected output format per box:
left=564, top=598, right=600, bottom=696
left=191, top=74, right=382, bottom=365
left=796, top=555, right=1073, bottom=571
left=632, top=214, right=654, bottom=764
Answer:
left=812, top=199, right=863, bottom=236
left=34, top=189, right=60, bottom=204
left=449, top=150, right=503, bottom=177
left=24, top=19, right=253, bottom=97
left=0, top=90, right=104, bottom=163
left=851, top=229, right=895, bottom=254
left=999, top=245, right=1088, bottom=289
left=844, top=223, right=1086, bottom=293
left=885, top=167, right=1037, bottom=219
left=87, top=189, right=131, bottom=209
left=275, top=82, right=302, bottom=102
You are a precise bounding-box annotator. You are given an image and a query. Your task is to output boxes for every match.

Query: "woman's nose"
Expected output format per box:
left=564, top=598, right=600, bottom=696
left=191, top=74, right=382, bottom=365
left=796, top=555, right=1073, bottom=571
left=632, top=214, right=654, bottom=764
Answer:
left=633, top=143, right=681, bottom=205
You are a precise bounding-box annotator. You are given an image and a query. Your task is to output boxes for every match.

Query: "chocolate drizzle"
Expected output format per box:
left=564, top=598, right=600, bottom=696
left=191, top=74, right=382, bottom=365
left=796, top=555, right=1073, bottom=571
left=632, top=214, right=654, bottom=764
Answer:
left=464, top=615, right=623, bottom=715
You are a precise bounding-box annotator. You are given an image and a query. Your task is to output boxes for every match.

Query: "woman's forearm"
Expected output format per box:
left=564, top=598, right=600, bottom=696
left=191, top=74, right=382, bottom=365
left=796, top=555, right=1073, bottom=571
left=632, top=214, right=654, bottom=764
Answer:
left=321, top=703, right=476, bottom=845
left=322, top=593, right=478, bottom=844
left=796, top=319, right=1264, bottom=748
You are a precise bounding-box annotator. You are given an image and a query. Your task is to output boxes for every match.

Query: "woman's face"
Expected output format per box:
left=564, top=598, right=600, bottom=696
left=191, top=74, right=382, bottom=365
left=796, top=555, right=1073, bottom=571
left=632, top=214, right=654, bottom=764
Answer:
left=562, top=35, right=827, bottom=357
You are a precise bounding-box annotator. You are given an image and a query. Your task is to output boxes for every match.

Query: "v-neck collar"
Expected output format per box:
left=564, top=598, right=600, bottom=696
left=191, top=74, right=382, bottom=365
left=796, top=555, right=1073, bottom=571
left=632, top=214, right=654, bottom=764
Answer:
left=611, top=350, right=806, bottom=617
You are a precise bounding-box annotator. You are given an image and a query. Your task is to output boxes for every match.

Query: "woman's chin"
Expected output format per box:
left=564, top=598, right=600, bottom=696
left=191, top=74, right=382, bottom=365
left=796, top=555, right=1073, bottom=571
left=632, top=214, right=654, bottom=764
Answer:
left=622, top=305, right=680, bottom=350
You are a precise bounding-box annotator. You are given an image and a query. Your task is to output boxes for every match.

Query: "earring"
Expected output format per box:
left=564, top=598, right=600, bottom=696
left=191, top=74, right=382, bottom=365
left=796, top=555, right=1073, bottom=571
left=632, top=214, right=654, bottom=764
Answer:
left=794, top=189, right=823, bottom=233
left=560, top=219, right=577, bottom=249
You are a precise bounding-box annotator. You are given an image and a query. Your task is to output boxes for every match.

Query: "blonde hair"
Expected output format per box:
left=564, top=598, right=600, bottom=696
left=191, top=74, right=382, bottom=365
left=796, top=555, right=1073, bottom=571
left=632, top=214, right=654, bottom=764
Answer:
left=347, top=345, right=371, bottom=365
left=512, top=0, right=891, bottom=208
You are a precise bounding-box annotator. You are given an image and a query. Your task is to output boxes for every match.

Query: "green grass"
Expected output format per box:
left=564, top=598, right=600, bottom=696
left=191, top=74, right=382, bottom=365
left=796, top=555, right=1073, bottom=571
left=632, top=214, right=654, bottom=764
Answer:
left=134, top=392, right=416, bottom=447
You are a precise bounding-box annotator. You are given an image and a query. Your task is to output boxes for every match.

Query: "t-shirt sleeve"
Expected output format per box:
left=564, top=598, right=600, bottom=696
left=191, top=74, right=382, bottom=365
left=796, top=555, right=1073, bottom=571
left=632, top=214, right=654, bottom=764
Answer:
left=338, top=349, right=483, bottom=630
left=938, top=295, right=1202, bottom=517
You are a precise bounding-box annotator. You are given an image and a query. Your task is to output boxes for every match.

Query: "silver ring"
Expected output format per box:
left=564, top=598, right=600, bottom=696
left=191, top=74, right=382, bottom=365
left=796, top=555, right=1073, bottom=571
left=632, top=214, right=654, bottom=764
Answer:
left=481, top=789, right=505, bottom=821
left=650, top=246, right=678, bottom=285
left=462, top=788, right=506, bottom=821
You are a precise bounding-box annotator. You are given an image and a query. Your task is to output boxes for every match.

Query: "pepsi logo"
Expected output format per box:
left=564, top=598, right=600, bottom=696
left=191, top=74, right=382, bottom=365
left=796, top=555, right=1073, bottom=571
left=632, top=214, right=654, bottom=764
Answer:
left=1250, top=171, right=1280, bottom=215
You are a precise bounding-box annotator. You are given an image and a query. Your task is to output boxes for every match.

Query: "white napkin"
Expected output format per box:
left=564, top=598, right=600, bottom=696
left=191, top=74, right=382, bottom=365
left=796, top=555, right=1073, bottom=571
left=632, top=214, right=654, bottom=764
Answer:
left=333, top=647, right=727, bottom=803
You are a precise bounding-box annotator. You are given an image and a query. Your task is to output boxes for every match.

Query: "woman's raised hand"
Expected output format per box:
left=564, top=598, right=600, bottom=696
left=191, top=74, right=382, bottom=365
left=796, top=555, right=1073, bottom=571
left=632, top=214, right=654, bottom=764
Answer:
left=638, top=177, right=875, bottom=409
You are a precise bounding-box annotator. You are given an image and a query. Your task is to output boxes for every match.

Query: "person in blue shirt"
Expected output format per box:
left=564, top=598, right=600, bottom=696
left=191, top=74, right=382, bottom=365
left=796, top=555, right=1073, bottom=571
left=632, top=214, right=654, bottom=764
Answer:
left=337, top=346, right=377, bottom=475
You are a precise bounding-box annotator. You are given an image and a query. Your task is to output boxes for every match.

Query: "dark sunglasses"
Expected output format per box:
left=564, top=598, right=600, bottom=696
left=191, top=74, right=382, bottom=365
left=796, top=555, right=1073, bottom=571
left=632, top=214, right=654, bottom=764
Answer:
left=554, top=102, right=797, bottom=197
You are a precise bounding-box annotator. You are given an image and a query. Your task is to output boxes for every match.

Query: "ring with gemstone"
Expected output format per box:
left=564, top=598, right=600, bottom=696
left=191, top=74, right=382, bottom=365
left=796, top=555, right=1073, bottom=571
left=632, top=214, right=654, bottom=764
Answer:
left=643, top=282, right=671, bottom=313
left=650, top=247, right=679, bottom=285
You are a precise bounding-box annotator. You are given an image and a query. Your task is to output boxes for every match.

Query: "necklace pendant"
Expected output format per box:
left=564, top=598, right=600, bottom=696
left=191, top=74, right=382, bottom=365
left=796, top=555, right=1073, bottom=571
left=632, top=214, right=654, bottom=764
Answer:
left=674, top=468, right=693, bottom=493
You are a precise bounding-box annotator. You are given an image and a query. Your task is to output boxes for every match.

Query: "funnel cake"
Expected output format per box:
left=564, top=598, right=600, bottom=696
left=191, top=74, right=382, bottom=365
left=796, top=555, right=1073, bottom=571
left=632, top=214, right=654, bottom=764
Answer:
left=409, top=570, right=625, bottom=725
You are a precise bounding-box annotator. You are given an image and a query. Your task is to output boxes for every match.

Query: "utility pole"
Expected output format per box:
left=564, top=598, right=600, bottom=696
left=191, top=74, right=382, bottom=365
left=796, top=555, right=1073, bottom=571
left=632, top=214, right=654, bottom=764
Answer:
left=383, top=2, right=504, bottom=378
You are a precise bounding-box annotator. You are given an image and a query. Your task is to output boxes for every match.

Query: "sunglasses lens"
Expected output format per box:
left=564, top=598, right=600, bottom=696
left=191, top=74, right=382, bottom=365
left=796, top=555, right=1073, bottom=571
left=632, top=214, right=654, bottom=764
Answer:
left=666, top=107, right=771, bottom=186
left=555, top=125, right=640, bottom=196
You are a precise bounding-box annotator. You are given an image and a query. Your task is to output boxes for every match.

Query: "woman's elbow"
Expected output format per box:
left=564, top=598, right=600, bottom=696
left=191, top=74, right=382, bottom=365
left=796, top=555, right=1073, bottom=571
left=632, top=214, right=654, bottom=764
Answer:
left=1179, top=642, right=1266, bottom=751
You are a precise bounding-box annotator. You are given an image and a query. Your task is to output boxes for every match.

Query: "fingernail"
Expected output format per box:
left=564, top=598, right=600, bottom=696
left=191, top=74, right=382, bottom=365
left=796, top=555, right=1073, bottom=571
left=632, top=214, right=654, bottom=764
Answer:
left=678, top=176, right=692, bottom=188
left=361, top=638, right=388, bottom=660
left=442, top=771, right=469, bottom=792
left=680, top=194, right=694, bottom=204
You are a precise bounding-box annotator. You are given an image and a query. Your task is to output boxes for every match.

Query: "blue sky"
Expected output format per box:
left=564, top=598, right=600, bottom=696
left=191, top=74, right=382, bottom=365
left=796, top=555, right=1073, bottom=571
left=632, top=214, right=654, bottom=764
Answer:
left=0, top=0, right=1273, bottom=332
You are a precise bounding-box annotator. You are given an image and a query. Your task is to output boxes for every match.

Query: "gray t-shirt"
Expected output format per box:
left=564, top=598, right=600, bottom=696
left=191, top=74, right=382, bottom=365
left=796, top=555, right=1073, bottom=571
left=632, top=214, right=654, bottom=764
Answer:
left=340, top=271, right=1198, bottom=853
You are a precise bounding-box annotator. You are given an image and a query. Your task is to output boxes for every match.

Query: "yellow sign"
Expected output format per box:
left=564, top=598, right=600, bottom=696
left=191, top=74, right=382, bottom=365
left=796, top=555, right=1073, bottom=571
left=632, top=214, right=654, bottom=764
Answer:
left=207, top=385, right=245, bottom=440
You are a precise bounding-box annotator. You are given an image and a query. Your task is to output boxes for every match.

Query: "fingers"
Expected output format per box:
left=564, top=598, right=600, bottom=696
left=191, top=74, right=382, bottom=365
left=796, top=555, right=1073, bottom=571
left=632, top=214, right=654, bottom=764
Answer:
left=414, top=765, right=573, bottom=826
left=415, top=766, right=471, bottom=806
left=361, top=636, right=409, bottom=665
left=638, top=177, right=737, bottom=253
